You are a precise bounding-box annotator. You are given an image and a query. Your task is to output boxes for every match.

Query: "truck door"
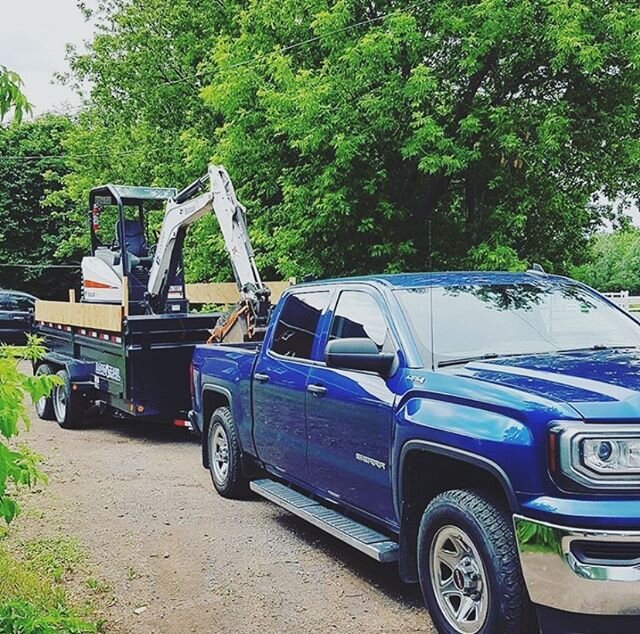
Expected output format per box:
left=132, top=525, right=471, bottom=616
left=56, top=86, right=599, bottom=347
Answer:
left=306, top=288, right=397, bottom=525
left=252, top=290, right=330, bottom=482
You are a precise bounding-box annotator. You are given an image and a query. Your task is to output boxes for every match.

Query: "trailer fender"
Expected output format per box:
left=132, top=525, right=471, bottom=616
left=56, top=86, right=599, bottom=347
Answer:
left=42, top=352, right=95, bottom=383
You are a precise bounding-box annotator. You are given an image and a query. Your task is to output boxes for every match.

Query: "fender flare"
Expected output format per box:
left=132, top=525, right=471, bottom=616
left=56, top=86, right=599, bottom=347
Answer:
left=397, top=439, right=519, bottom=514
left=200, top=383, right=233, bottom=466
left=395, top=439, right=519, bottom=583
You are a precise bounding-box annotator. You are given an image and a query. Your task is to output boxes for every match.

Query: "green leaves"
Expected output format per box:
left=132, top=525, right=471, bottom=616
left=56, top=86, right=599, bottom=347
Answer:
left=0, top=600, right=97, bottom=634
left=0, top=115, right=78, bottom=297
left=41, top=0, right=640, bottom=280
left=0, top=338, right=54, bottom=524
left=573, top=228, right=640, bottom=294
left=0, top=67, right=32, bottom=124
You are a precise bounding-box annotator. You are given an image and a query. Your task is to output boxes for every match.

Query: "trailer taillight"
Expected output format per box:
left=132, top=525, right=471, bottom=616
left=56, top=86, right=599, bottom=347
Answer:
left=189, top=363, right=195, bottom=397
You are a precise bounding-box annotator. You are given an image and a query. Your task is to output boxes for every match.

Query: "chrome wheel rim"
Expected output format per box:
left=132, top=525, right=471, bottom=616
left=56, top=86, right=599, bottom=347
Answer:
left=53, top=384, right=67, bottom=422
left=35, top=394, right=47, bottom=416
left=35, top=367, right=48, bottom=416
left=430, top=525, right=489, bottom=634
left=211, top=425, right=229, bottom=485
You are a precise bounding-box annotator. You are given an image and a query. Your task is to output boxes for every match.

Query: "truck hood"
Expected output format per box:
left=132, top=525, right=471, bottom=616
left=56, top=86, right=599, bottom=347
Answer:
left=457, top=349, right=640, bottom=420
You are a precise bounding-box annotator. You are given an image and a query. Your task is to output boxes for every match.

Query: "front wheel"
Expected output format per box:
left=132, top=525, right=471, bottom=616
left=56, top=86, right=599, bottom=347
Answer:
left=418, top=489, right=535, bottom=634
left=207, top=407, right=248, bottom=499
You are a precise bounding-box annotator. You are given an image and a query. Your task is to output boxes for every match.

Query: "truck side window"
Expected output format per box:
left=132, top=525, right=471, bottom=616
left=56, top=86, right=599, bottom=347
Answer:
left=330, top=291, right=391, bottom=351
left=270, top=291, right=329, bottom=359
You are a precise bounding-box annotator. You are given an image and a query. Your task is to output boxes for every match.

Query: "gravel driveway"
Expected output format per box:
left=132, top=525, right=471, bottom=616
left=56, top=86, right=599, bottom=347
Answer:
left=16, top=394, right=434, bottom=633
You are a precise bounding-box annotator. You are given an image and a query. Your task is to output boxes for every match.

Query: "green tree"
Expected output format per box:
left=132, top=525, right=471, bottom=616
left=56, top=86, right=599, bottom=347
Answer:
left=60, top=0, right=640, bottom=281
left=573, top=229, right=640, bottom=294
left=0, top=115, right=79, bottom=298
left=55, top=0, right=238, bottom=268
left=0, top=68, right=50, bottom=527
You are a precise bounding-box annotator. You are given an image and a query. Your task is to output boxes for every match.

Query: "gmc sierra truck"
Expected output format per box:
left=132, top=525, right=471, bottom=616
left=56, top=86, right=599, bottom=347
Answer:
left=189, top=271, right=640, bottom=634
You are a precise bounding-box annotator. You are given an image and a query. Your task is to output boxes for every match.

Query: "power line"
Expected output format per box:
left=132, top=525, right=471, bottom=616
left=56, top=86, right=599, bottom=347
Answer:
left=161, top=1, right=425, bottom=87
left=0, top=149, right=139, bottom=162
left=0, top=263, right=80, bottom=269
left=0, top=2, right=425, bottom=163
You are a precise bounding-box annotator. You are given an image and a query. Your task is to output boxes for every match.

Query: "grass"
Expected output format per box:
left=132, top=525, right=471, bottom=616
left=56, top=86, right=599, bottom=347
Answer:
left=22, top=538, right=86, bottom=582
left=84, top=578, right=111, bottom=595
left=0, top=536, right=100, bottom=634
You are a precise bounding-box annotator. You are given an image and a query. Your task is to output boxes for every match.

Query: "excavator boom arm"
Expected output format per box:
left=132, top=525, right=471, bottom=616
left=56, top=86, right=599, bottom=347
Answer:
left=147, top=165, right=268, bottom=319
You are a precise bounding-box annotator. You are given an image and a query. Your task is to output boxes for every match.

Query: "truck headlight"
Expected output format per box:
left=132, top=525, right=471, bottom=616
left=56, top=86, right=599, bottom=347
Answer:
left=582, top=438, right=640, bottom=474
left=551, top=423, right=640, bottom=489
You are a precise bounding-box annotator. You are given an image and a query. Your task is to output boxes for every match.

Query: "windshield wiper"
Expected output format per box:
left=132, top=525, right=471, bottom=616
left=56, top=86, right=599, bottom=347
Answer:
left=559, top=344, right=638, bottom=353
left=438, top=352, right=512, bottom=368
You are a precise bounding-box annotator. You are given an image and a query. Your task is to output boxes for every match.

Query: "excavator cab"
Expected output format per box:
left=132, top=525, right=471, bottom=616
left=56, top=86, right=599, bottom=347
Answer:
left=81, top=184, right=182, bottom=314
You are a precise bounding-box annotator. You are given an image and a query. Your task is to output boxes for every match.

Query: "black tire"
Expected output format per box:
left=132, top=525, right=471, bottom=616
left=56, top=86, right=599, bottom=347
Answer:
left=34, top=364, right=55, bottom=420
left=52, top=369, right=84, bottom=429
left=418, top=489, right=535, bottom=634
left=207, top=406, right=248, bottom=499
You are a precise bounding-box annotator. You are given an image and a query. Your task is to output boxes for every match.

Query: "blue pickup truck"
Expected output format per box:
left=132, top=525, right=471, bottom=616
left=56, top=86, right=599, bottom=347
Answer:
left=190, top=271, right=640, bottom=634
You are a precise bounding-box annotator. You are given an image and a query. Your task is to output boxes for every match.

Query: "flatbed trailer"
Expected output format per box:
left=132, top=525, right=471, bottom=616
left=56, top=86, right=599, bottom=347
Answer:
left=32, top=166, right=275, bottom=430
left=34, top=301, right=220, bottom=428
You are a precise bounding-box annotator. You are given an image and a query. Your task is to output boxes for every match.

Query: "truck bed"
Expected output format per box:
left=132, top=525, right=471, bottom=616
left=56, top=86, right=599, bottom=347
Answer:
left=190, top=341, right=261, bottom=439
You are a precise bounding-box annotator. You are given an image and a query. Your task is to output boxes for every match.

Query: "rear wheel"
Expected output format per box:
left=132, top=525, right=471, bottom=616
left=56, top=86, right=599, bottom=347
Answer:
left=207, top=406, right=248, bottom=499
left=34, top=364, right=55, bottom=420
left=52, top=369, right=84, bottom=429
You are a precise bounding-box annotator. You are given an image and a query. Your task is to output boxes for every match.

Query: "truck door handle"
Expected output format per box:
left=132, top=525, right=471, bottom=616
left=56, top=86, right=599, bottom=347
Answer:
left=307, top=384, right=327, bottom=397
left=254, top=373, right=270, bottom=383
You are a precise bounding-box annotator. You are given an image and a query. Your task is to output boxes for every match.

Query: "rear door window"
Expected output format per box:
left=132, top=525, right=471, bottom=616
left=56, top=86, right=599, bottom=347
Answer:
left=270, top=291, right=329, bottom=359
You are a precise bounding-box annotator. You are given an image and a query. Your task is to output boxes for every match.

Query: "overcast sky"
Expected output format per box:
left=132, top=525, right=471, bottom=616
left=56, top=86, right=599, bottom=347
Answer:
left=0, top=0, right=95, bottom=115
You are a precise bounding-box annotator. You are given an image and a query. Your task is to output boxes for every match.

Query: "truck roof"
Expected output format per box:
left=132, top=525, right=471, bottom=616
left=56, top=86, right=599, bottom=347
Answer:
left=296, top=271, right=568, bottom=290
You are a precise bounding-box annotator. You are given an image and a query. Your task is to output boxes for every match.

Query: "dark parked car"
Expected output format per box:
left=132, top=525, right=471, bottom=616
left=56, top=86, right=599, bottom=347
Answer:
left=0, top=290, right=36, bottom=344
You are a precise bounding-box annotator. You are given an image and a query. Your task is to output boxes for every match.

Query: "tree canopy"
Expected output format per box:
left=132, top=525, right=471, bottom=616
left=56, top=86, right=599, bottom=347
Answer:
left=16, top=0, right=640, bottom=283
left=573, top=229, right=640, bottom=294
left=0, top=115, right=78, bottom=298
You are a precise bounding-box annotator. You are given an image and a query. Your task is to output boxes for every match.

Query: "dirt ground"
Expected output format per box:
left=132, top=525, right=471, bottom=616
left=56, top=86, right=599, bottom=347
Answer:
left=12, top=379, right=435, bottom=633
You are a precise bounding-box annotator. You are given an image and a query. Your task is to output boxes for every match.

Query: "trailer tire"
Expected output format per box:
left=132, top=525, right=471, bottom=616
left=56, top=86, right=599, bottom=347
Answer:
left=34, top=364, right=56, bottom=421
left=417, top=489, right=536, bottom=634
left=52, top=369, right=84, bottom=430
left=207, top=407, right=248, bottom=499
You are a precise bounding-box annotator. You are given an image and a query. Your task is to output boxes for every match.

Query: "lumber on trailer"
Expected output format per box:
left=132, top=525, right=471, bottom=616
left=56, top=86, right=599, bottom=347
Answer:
left=185, top=279, right=295, bottom=305
left=35, top=300, right=123, bottom=332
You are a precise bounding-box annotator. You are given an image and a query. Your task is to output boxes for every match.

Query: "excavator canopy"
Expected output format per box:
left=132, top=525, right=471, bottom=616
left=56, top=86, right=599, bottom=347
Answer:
left=89, top=184, right=177, bottom=208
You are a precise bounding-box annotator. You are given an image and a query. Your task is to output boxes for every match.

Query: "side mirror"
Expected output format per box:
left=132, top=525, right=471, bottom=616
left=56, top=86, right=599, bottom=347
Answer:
left=325, top=337, right=395, bottom=377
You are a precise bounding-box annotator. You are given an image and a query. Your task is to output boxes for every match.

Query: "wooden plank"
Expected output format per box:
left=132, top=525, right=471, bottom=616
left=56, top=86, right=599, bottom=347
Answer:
left=186, top=279, right=296, bottom=305
left=122, top=276, right=129, bottom=318
left=35, top=300, right=123, bottom=332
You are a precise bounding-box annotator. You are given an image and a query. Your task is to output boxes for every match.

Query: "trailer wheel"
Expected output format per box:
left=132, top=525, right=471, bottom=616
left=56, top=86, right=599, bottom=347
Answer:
left=34, top=364, right=55, bottom=420
left=207, top=407, right=248, bottom=499
left=52, top=369, right=84, bottom=429
left=417, top=489, right=535, bottom=634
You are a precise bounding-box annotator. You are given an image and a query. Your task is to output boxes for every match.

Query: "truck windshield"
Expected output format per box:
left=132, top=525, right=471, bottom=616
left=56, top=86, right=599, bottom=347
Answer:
left=395, top=282, right=640, bottom=368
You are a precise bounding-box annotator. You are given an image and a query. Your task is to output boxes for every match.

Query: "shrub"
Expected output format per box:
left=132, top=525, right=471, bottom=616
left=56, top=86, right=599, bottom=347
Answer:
left=0, top=337, right=58, bottom=524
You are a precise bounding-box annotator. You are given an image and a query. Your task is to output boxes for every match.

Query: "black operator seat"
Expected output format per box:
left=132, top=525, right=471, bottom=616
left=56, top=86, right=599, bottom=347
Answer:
left=115, top=218, right=148, bottom=259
